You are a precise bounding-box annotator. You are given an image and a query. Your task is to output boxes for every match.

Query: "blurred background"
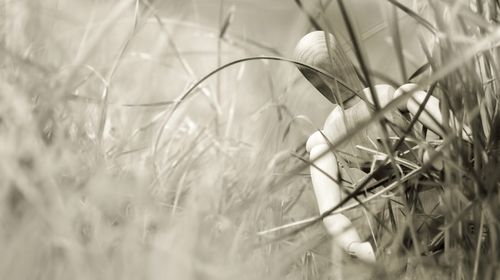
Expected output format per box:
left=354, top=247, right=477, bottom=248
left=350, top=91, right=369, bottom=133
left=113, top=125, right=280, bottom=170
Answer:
left=4, top=0, right=435, bottom=139
left=0, top=1, right=454, bottom=279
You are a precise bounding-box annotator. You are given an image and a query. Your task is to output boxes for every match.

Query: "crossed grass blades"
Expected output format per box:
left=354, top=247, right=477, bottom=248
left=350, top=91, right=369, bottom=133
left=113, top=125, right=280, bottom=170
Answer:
left=0, top=0, right=499, bottom=279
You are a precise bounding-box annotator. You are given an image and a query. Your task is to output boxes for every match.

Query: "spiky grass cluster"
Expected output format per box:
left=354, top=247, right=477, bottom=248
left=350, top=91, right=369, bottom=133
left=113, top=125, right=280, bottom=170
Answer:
left=0, top=0, right=499, bottom=279
left=293, top=0, right=500, bottom=279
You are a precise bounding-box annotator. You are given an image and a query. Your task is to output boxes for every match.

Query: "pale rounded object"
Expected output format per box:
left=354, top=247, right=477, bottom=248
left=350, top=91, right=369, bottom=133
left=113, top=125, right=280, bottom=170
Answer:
left=395, top=83, right=445, bottom=137
left=309, top=145, right=341, bottom=212
left=294, top=31, right=363, bottom=105
left=323, top=214, right=360, bottom=247
left=362, top=84, right=396, bottom=108
left=321, top=85, right=408, bottom=165
left=323, top=214, right=376, bottom=262
left=306, top=130, right=328, bottom=152
left=348, top=242, right=376, bottom=263
left=422, top=149, right=444, bottom=170
left=393, top=83, right=419, bottom=111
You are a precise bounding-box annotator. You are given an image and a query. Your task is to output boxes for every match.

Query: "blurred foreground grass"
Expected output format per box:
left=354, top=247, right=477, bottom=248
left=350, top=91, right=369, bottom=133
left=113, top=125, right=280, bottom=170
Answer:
left=0, top=0, right=499, bottom=279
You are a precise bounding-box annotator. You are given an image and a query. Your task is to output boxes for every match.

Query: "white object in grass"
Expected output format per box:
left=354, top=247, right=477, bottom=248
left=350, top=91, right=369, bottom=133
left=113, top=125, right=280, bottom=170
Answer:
left=295, top=31, right=470, bottom=263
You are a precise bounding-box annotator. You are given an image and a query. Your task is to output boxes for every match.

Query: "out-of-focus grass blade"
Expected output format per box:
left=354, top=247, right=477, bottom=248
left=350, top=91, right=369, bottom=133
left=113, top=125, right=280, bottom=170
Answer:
left=121, top=101, right=175, bottom=107
left=386, top=0, right=437, bottom=34
left=152, top=54, right=367, bottom=158
left=281, top=115, right=315, bottom=142
left=97, top=0, right=141, bottom=143
left=388, top=5, right=407, bottom=82
left=219, top=5, right=235, bottom=38
left=294, top=0, right=322, bottom=30
left=408, top=63, right=431, bottom=81
left=337, top=0, right=379, bottom=109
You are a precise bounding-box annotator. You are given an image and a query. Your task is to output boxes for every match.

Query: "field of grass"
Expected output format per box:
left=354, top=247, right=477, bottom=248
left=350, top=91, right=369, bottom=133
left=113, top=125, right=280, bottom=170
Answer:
left=1, top=0, right=499, bottom=279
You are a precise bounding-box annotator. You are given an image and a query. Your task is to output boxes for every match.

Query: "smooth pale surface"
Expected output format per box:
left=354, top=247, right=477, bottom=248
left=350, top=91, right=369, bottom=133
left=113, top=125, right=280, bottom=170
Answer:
left=324, top=214, right=376, bottom=263
left=394, top=83, right=473, bottom=142
left=323, top=214, right=360, bottom=247
left=322, top=85, right=408, bottom=165
left=350, top=242, right=376, bottom=263
left=294, top=31, right=364, bottom=104
left=308, top=143, right=341, bottom=214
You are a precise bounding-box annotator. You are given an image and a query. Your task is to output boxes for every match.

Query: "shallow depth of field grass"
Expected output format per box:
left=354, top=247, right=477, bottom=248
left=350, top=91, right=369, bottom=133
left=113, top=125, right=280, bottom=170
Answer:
left=0, top=0, right=499, bottom=279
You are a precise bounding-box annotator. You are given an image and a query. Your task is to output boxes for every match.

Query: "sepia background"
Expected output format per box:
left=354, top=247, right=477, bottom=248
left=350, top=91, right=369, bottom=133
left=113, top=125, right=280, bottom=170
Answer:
left=1, top=0, right=498, bottom=279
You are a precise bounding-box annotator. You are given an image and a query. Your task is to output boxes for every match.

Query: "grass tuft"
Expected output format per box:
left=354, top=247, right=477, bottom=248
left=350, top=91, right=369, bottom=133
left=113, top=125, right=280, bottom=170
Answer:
left=1, top=0, right=500, bottom=279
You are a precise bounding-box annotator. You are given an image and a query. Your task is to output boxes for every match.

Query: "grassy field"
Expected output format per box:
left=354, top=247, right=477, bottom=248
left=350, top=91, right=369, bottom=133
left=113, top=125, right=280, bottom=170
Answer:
left=0, top=0, right=499, bottom=279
